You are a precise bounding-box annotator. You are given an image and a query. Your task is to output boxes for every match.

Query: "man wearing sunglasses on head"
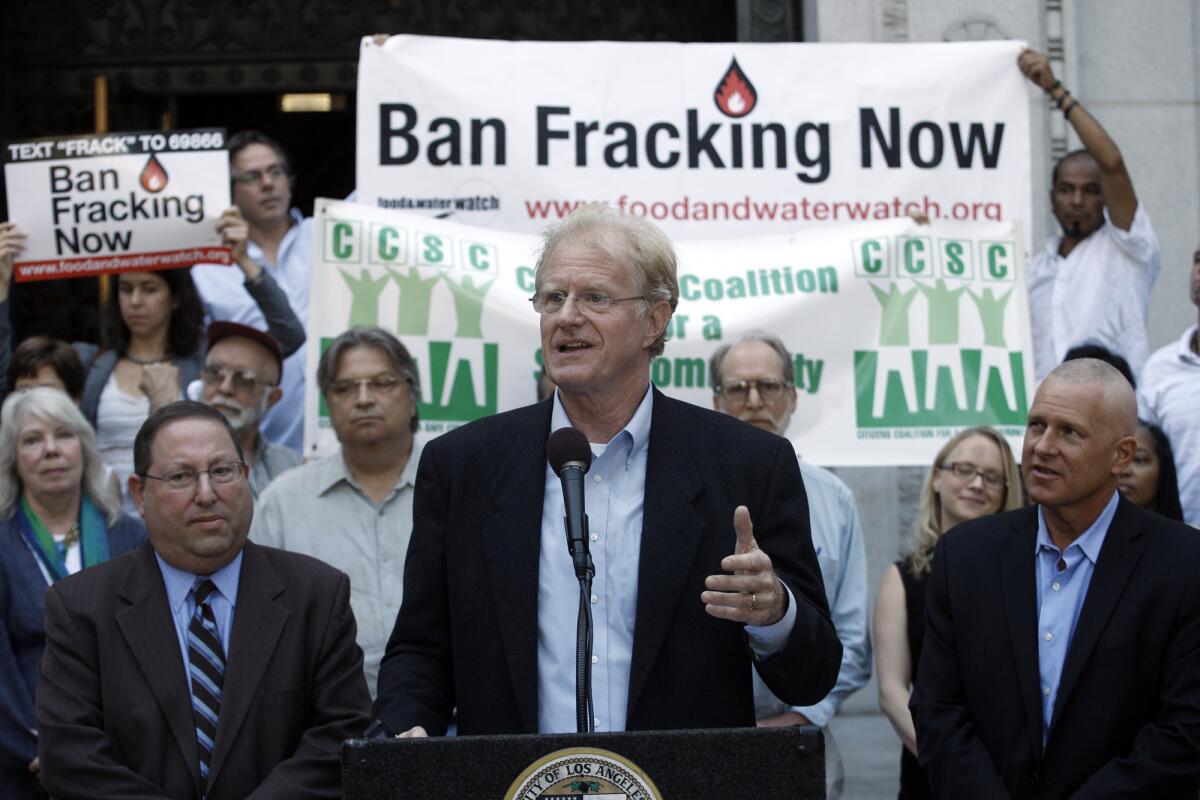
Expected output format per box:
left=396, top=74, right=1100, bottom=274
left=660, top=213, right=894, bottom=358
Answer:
left=198, top=321, right=301, bottom=497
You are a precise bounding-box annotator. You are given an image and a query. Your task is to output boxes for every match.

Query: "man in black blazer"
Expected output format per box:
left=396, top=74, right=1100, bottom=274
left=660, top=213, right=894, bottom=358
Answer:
left=372, top=205, right=841, bottom=737
left=36, top=402, right=371, bottom=799
left=911, top=359, right=1200, bottom=797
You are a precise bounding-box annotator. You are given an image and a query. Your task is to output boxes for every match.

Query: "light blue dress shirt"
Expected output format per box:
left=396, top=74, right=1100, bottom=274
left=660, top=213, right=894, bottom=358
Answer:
left=155, top=550, right=243, bottom=702
left=1034, top=490, right=1119, bottom=743
left=536, top=386, right=796, bottom=733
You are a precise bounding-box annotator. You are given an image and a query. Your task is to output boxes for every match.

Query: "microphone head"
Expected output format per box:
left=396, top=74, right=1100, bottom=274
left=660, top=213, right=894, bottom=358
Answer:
left=547, top=427, right=592, bottom=474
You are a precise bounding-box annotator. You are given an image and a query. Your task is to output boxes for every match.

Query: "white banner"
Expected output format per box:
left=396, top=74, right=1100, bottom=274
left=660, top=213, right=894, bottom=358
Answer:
left=357, top=36, right=1031, bottom=243
left=3, top=129, right=231, bottom=281
left=307, top=199, right=1032, bottom=466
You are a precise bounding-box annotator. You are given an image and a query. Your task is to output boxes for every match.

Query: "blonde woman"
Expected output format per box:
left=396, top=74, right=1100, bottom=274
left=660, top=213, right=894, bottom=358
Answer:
left=873, top=426, right=1023, bottom=798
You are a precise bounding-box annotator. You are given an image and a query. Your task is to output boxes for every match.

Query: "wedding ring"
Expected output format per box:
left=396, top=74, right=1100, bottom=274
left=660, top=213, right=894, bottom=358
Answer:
left=750, top=592, right=758, bottom=611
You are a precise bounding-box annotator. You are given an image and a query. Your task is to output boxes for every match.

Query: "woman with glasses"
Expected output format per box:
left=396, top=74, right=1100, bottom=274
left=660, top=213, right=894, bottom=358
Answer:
left=0, top=214, right=305, bottom=515
left=1118, top=419, right=1185, bottom=523
left=873, top=426, right=1023, bottom=798
left=0, top=388, right=146, bottom=798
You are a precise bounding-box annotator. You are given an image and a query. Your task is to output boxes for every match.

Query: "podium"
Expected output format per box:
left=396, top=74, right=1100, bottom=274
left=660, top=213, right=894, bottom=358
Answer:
left=343, top=726, right=825, bottom=798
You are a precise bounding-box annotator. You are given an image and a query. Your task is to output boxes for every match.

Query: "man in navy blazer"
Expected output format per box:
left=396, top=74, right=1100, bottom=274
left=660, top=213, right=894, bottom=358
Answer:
left=911, top=359, right=1200, bottom=797
left=372, top=205, right=840, bottom=737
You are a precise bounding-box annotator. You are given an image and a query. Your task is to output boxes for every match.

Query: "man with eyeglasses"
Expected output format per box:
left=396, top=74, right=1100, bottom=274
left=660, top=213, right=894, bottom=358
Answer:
left=252, top=327, right=422, bottom=697
left=198, top=321, right=300, bottom=497
left=911, top=358, right=1200, bottom=796
left=710, top=331, right=869, bottom=800
left=372, top=204, right=839, bottom=739
left=35, top=400, right=370, bottom=799
left=193, top=131, right=312, bottom=453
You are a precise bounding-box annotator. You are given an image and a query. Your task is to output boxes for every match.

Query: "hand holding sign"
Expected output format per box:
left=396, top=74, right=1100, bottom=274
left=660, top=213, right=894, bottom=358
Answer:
left=701, top=505, right=788, bottom=626
left=0, top=222, right=26, bottom=302
left=215, top=207, right=262, bottom=281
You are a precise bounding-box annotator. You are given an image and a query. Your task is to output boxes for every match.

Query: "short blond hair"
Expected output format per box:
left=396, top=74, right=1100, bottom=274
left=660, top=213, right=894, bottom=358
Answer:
left=534, top=204, right=679, bottom=357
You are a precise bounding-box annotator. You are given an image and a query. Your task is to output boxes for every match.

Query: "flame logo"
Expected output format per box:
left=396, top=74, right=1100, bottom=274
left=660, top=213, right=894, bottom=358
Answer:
left=139, top=153, right=168, bottom=193
left=713, top=57, right=758, bottom=118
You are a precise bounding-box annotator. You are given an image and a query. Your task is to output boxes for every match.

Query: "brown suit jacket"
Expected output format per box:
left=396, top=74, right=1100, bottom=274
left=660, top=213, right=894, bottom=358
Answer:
left=36, top=540, right=371, bottom=800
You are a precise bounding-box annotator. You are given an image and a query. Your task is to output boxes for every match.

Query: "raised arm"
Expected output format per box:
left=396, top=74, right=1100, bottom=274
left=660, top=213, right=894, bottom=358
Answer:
left=1018, top=48, right=1137, bottom=230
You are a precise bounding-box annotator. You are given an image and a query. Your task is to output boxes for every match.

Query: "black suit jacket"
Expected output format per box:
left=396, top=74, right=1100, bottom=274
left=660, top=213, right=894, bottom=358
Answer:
left=373, top=389, right=841, bottom=735
left=911, top=499, right=1200, bottom=798
left=36, top=541, right=372, bottom=800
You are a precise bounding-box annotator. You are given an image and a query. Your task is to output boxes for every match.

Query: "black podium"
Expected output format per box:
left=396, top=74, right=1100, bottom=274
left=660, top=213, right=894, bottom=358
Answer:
left=343, top=726, right=824, bottom=798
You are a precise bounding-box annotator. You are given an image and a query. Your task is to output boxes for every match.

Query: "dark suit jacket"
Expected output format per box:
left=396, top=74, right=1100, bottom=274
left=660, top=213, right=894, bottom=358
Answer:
left=373, top=389, right=841, bottom=735
left=911, top=499, right=1200, bottom=799
left=36, top=540, right=371, bottom=800
left=0, top=511, right=145, bottom=800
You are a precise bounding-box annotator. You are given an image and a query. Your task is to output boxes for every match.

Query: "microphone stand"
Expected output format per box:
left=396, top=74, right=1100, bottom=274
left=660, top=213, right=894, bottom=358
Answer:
left=572, top=520, right=595, bottom=734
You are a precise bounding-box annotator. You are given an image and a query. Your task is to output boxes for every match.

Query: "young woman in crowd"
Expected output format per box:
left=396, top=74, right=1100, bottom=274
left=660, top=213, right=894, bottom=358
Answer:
left=0, top=388, right=146, bottom=798
left=873, top=426, right=1024, bottom=798
left=1118, top=419, right=1185, bottom=522
left=0, top=214, right=304, bottom=514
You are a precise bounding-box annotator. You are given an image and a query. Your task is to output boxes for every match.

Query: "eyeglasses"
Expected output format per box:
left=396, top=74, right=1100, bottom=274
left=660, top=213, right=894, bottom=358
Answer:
left=938, top=461, right=1006, bottom=489
left=326, top=374, right=408, bottom=401
left=714, top=379, right=792, bottom=404
left=232, top=164, right=287, bottom=185
left=529, top=290, right=645, bottom=315
left=201, top=365, right=273, bottom=393
left=143, top=461, right=247, bottom=491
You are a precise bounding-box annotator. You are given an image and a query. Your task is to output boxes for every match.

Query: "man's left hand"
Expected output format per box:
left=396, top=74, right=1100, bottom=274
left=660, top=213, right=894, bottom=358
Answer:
left=702, top=505, right=787, bottom=626
left=757, top=711, right=812, bottom=728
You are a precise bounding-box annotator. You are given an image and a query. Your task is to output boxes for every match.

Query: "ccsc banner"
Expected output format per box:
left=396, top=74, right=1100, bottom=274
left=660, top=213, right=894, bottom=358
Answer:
left=306, top=199, right=1032, bottom=466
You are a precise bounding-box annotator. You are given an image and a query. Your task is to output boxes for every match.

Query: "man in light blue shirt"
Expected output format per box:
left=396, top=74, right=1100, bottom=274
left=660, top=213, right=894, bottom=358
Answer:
left=912, top=359, right=1200, bottom=797
left=373, top=204, right=841, bottom=739
left=710, top=331, right=870, bottom=800
left=193, top=131, right=311, bottom=452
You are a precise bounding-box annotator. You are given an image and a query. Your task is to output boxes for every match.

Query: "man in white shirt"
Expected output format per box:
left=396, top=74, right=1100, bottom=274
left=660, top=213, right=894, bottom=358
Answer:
left=710, top=331, right=870, bottom=800
left=192, top=132, right=311, bottom=452
left=1138, top=242, right=1200, bottom=526
left=1018, top=49, right=1161, bottom=382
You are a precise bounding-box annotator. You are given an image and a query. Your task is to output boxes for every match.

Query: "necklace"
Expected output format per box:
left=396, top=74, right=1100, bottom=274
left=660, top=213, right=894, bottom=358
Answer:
left=61, top=522, right=80, bottom=550
left=124, top=352, right=169, bottom=366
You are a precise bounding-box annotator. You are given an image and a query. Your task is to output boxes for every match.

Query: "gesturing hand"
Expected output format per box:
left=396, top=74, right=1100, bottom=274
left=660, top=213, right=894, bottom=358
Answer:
left=702, top=505, right=787, bottom=626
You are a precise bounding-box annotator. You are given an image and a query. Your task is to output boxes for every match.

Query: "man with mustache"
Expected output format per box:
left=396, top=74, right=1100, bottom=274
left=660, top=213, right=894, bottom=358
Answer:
left=709, top=331, right=869, bottom=800
left=199, top=321, right=300, bottom=497
left=911, top=358, right=1200, bottom=797
left=1018, top=49, right=1161, bottom=383
left=35, top=401, right=371, bottom=799
left=193, top=131, right=312, bottom=453
left=252, top=327, right=422, bottom=697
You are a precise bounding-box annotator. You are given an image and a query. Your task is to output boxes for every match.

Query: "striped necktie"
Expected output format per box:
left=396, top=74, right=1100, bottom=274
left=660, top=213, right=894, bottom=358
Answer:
left=188, top=579, right=225, bottom=789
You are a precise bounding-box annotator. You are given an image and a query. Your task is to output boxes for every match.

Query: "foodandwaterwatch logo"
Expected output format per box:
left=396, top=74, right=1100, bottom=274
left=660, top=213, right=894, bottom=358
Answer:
left=850, top=233, right=1028, bottom=438
left=319, top=218, right=499, bottom=430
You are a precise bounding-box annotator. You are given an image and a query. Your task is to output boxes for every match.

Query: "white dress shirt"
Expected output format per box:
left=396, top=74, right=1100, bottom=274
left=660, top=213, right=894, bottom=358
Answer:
left=1138, top=325, right=1200, bottom=526
left=1028, top=204, right=1160, bottom=382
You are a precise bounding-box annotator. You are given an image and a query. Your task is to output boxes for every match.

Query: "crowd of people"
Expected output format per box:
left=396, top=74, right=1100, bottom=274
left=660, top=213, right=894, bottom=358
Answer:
left=0, top=48, right=1197, bottom=799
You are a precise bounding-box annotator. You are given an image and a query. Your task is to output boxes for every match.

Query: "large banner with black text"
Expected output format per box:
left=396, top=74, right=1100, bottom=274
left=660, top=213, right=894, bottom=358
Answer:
left=357, top=36, right=1032, bottom=244
left=307, top=199, right=1031, bottom=465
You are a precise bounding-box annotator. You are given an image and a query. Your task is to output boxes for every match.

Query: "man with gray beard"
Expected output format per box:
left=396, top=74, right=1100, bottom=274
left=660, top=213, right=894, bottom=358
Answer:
left=199, top=322, right=301, bottom=497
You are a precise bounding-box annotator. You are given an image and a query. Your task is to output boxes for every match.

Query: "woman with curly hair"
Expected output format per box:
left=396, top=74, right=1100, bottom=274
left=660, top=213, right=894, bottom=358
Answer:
left=873, top=426, right=1024, bottom=798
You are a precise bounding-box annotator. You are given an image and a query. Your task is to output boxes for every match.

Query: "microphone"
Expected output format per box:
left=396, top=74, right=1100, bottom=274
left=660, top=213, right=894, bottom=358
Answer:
left=547, top=427, right=593, bottom=579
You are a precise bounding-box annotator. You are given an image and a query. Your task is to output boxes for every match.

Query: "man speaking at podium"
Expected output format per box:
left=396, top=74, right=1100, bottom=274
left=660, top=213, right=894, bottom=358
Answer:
left=372, top=205, right=840, bottom=736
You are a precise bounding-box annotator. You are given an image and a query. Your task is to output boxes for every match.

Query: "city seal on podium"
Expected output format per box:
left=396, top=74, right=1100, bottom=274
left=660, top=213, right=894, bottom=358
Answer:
left=505, top=747, right=662, bottom=800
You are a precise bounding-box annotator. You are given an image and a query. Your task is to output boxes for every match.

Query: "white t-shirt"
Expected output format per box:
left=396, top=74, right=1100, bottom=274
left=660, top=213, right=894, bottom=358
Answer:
left=1028, top=204, right=1160, bottom=382
left=1138, top=325, right=1200, bottom=527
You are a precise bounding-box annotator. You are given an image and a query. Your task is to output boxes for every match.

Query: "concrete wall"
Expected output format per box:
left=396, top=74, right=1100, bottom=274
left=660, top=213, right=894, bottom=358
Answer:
left=806, top=0, right=1200, bottom=717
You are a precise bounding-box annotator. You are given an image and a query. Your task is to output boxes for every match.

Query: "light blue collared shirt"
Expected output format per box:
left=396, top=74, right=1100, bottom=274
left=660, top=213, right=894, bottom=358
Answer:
left=1034, top=490, right=1119, bottom=742
left=536, top=386, right=796, bottom=733
left=155, top=550, right=243, bottom=700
